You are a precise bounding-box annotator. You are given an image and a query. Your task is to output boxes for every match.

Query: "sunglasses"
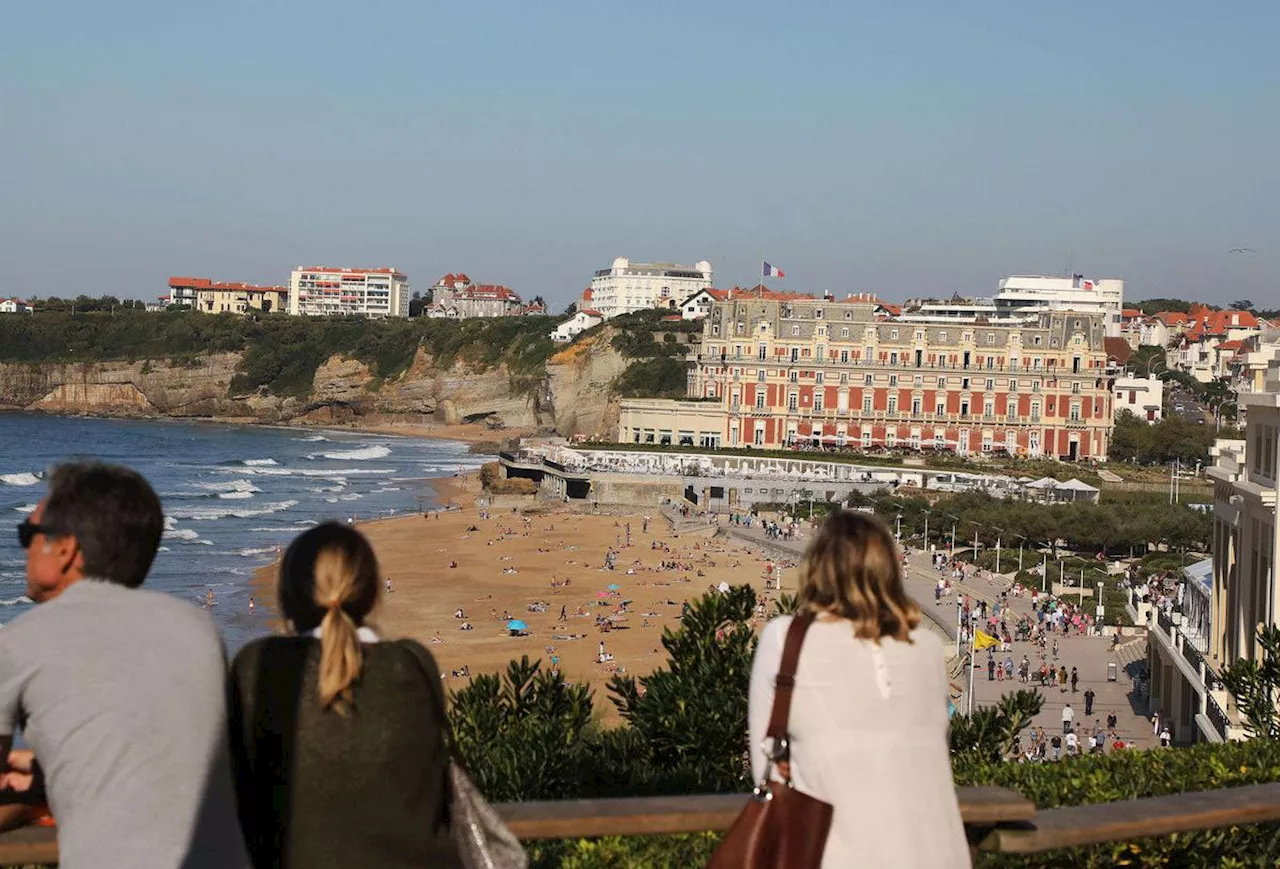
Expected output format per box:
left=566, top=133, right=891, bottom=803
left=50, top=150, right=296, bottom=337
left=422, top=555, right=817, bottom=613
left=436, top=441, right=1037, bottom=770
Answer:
left=17, top=520, right=61, bottom=550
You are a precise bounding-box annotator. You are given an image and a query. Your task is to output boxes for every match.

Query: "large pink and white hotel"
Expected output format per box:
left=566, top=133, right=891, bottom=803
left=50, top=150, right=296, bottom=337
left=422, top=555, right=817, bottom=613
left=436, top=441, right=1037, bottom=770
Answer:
left=287, top=266, right=410, bottom=318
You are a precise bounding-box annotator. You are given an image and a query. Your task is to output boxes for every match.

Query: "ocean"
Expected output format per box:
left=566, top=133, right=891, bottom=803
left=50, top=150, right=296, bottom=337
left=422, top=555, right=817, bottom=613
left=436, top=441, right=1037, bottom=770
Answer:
left=0, top=413, right=485, bottom=651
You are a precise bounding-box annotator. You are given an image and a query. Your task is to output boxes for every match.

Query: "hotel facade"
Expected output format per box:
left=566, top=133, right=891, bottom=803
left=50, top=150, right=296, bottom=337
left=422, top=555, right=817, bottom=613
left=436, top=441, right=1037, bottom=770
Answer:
left=619, top=297, right=1115, bottom=460
left=588, top=257, right=713, bottom=320
left=288, top=267, right=410, bottom=318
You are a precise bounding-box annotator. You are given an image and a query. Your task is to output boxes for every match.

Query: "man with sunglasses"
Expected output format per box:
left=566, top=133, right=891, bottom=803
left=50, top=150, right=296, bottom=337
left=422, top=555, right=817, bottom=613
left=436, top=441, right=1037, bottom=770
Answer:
left=0, top=463, right=247, bottom=868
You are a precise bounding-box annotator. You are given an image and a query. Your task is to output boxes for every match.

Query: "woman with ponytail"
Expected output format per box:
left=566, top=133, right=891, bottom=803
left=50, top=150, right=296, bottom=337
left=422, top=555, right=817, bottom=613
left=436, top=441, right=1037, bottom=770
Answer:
left=228, top=522, right=462, bottom=868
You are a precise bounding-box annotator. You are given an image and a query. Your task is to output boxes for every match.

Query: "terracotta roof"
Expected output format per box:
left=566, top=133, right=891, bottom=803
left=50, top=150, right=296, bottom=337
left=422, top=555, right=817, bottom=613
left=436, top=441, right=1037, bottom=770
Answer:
left=1217, top=339, right=1244, bottom=351
left=1104, top=337, right=1132, bottom=365
left=878, top=303, right=904, bottom=316
left=1155, top=311, right=1189, bottom=326
left=710, top=285, right=816, bottom=302
left=581, top=288, right=593, bottom=301
left=434, top=272, right=473, bottom=289
left=580, top=309, right=603, bottom=318
left=169, top=277, right=212, bottom=288
left=1121, top=308, right=1143, bottom=318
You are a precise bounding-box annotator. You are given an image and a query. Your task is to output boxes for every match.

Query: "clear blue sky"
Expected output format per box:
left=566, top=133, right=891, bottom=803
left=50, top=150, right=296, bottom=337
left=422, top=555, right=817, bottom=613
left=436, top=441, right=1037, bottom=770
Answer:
left=2, top=1, right=1276, bottom=308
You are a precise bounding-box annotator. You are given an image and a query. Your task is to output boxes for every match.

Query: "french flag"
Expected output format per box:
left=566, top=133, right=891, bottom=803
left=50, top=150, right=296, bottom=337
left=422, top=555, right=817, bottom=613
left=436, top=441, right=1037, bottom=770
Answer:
left=763, top=261, right=785, bottom=279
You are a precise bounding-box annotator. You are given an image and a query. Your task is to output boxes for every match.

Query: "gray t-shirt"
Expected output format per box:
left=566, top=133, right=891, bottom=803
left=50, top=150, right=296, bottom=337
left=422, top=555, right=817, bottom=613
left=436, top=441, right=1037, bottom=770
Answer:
left=0, top=580, right=248, bottom=868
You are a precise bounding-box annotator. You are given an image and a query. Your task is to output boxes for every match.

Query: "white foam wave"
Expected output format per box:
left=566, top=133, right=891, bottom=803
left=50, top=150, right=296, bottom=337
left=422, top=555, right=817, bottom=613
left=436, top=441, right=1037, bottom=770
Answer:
left=238, top=467, right=393, bottom=478
left=218, top=491, right=255, bottom=500
left=237, top=547, right=277, bottom=557
left=12, top=504, right=38, bottom=514
left=308, top=484, right=346, bottom=493
left=338, top=493, right=362, bottom=501
left=167, top=500, right=299, bottom=521
left=318, top=445, right=391, bottom=461
left=294, top=435, right=330, bottom=442
left=243, top=459, right=278, bottom=467
left=164, top=529, right=201, bottom=541
left=0, top=596, right=32, bottom=607
left=157, top=546, right=170, bottom=552
left=0, top=473, right=41, bottom=487
left=195, top=479, right=261, bottom=494
left=371, top=487, right=403, bottom=493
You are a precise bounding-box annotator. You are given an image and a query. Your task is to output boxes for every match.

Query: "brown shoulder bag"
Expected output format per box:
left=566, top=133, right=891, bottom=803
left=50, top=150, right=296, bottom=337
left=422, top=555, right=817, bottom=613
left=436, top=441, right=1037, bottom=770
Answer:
left=707, top=613, right=834, bottom=868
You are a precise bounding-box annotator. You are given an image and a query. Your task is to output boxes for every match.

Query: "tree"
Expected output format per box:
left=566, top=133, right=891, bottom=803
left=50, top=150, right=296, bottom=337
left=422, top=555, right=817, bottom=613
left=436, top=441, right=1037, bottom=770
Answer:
left=408, top=290, right=425, bottom=318
left=1230, top=299, right=1255, bottom=312
left=950, top=690, right=1044, bottom=763
left=1219, top=626, right=1280, bottom=740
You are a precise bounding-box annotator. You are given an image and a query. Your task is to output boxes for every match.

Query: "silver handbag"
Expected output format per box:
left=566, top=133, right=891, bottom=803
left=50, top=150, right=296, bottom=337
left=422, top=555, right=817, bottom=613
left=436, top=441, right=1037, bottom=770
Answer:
left=450, top=764, right=528, bottom=869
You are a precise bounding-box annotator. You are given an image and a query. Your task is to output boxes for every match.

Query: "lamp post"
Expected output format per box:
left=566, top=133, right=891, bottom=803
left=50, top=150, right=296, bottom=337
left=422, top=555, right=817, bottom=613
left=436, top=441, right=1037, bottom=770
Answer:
left=923, top=508, right=931, bottom=553
left=992, top=526, right=1005, bottom=575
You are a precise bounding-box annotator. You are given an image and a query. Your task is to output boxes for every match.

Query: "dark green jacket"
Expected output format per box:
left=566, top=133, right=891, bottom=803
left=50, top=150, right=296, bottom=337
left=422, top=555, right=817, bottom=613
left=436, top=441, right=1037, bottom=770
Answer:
left=229, top=637, right=462, bottom=869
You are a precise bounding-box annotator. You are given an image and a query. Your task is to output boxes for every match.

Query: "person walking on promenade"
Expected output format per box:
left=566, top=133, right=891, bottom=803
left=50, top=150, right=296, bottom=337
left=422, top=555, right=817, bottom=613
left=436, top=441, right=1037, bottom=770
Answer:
left=748, top=511, right=970, bottom=867
left=1058, top=665, right=1069, bottom=693
left=1070, top=666, right=1079, bottom=693
left=1062, top=703, right=1075, bottom=734
left=0, top=463, right=247, bottom=869
left=1084, top=687, right=1096, bottom=716
left=228, top=523, right=461, bottom=869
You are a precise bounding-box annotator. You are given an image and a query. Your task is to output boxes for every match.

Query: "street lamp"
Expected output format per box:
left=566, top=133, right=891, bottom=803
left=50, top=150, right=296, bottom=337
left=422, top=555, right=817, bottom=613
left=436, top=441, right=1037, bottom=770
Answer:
left=992, top=526, right=1005, bottom=574
left=1215, top=400, right=1239, bottom=433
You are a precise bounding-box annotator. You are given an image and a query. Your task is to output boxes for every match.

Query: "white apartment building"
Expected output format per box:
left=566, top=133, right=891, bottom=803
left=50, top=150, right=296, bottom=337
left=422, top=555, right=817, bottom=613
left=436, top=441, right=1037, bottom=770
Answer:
left=994, top=276, right=1125, bottom=337
left=550, top=309, right=603, bottom=342
left=588, top=257, right=713, bottom=320
left=0, top=298, right=32, bottom=314
left=1113, top=375, right=1164, bottom=422
left=897, top=275, right=1125, bottom=337
left=288, top=267, right=410, bottom=318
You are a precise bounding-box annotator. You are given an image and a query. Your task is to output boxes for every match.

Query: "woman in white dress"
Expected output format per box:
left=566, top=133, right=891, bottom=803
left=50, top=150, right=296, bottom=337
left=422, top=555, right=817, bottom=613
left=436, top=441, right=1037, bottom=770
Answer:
left=748, top=510, right=970, bottom=868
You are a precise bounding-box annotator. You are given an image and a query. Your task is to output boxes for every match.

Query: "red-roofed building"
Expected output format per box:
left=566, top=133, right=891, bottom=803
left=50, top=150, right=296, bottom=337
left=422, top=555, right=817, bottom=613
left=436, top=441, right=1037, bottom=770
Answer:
left=0, top=298, right=32, bottom=315
left=1171, top=308, right=1263, bottom=381
left=289, top=267, right=410, bottom=318
left=166, top=277, right=287, bottom=314
left=426, top=273, right=524, bottom=318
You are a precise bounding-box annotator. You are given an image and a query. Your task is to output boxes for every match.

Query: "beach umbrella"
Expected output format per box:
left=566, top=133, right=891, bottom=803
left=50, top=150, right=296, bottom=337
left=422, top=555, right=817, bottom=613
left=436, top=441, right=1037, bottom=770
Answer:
left=506, top=619, right=528, bottom=632
left=607, top=583, right=621, bottom=591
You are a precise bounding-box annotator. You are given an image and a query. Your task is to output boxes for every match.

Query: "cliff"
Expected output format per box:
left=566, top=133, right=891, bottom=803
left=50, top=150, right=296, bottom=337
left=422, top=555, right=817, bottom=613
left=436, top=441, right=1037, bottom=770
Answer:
left=0, top=335, right=635, bottom=438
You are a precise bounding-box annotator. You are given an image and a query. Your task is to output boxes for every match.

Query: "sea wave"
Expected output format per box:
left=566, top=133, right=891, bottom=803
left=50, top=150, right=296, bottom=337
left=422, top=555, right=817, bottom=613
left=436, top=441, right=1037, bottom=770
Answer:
left=194, top=479, right=261, bottom=494
left=242, top=459, right=279, bottom=467
left=164, top=528, right=201, bottom=541
left=237, top=547, right=277, bottom=558
left=238, top=467, right=394, bottom=478
left=0, top=596, right=32, bottom=607
left=167, top=500, right=299, bottom=521
left=338, top=493, right=362, bottom=501
left=0, top=472, right=41, bottom=487
left=12, top=504, right=38, bottom=514
left=308, top=484, right=346, bottom=493
left=218, top=491, right=255, bottom=500
left=294, top=435, right=330, bottom=442
left=316, top=445, right=391, bottom=461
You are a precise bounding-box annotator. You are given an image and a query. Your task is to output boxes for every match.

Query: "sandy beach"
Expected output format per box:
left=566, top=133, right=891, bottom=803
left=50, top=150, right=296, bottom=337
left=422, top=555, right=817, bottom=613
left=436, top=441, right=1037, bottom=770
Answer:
left=254, top=474, right=792, bottom=715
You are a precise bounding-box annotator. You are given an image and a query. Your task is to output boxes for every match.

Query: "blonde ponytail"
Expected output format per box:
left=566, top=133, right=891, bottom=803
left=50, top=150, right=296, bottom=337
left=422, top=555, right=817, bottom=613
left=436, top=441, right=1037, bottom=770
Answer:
left=313, top=547, right=364, bottom=713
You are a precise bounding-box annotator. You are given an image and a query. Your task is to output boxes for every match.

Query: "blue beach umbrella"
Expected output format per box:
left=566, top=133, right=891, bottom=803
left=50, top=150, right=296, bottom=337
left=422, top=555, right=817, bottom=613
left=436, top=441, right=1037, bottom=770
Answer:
left=607, top=583, right=621, bottom=591
left=507, top=619, right=528, bottom=632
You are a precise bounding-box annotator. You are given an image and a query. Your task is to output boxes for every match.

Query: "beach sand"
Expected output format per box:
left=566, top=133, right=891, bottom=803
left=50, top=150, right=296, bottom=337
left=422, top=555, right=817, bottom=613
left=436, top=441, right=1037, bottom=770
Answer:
left=254, top=475, right=793, bottom=717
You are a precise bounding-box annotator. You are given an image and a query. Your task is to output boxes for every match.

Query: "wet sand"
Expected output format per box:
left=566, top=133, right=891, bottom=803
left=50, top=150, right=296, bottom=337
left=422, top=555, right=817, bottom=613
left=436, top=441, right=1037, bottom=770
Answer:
left=254, top=475, right=793, bottom=714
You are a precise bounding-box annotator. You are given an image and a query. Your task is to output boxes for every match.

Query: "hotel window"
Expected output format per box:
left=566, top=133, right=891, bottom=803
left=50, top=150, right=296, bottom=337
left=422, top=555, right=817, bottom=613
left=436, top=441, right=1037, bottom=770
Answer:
left=890, top=329, right=899, bottom=339
left=863, top=396, right=873, bottom=412
left=791, top=325, right=800, bottom=336
left=938, top=376, right=947, bottom=388
left=963, top=333, right=972, bottom=342
left=889, top=351, right=899, bottom=365
left=755, top=392, right=765, bottom=409
left=816, top=344, right=825, bottom=359
left=754, top=425, right=765, bottom=446
left=984, top=401, right=994, bottom=417
left=916, top=331, right=924, bottom=340
left=886, top=430, right=897, bottom=447
left=757, top=369, right=766, bottom=382
left=939, top=331, right=948, bottom=342
left=1070, top=403, right=1081, bottom=421
left=1072, top=382, right=1081, bottom=394
left=914, top=374, right=923, bottom=386
left=864, top=346, right=874, bottom=361
left=816, top=309, right=824, bottom=319
left=986, top=333, right=995, bottom=344
left=758, top=345, right=767, bottom=360
left=961, top=377, right=970, bottom=390
left=1010, top=378, right=1018, bottom=392
left=815, top=372, right=824, bottom=384
left=888, top=396, right=898, bottom=414
left=789, top=370, right=798, bottom=383
left=863, top=430, right=872, bottom=446
left=840, top=350, right=850, bottom=363
left=814, top=392, right=824, bottom=411
left=865, top=374, right=874, bottom=385
left=936, top=401, right=945, bottom=415
left=788, top=392, right=799, bottom=412
left=840, top=327, right=850, bottom=338
left=817, top=327, right=826, bottom=336
left=912, top=397, right=922, bottom=414
left=1034, top=335, right=1043, bottom=345
left=839, top=372, right=848, bottom=384
left=889, top=374, right=898, bottom=386
left=712, top=324, right=720, bottom=335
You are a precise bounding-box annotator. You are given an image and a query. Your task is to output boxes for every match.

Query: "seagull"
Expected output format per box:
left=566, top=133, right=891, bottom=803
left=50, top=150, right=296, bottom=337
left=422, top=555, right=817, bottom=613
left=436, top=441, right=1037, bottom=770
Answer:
left=1229, top=248, right=1257, bottom=254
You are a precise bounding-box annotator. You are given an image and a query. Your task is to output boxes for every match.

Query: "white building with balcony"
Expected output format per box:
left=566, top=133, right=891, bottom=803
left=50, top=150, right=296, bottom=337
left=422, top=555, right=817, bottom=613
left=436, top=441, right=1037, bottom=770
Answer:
left=288, top=267, right=410, bottom=318
left=588, top=257, right=713, bottom=320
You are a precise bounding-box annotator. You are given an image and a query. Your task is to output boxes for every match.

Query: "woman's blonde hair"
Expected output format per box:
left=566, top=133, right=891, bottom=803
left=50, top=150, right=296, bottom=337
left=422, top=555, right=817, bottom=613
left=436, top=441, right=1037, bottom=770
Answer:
left=279, top=522, right=380, bottom=713
left=796, top=510, right=921, bottom=642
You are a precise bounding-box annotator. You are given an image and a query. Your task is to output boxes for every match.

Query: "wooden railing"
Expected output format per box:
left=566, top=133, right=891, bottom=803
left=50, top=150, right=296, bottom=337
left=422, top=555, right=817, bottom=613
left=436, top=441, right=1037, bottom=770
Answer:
left=6, top=783, right=1280, bottom=863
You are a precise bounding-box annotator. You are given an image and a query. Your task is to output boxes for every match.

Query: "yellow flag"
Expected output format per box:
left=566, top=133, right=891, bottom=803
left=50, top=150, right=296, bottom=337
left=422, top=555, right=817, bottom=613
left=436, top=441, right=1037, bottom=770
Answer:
left=973, top=630, right=1001, bottom=651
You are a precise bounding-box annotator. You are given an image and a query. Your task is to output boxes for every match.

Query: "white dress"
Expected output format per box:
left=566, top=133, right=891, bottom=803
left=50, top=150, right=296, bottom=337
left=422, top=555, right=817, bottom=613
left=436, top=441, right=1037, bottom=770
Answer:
left=748, top=615, right=971, bottom=868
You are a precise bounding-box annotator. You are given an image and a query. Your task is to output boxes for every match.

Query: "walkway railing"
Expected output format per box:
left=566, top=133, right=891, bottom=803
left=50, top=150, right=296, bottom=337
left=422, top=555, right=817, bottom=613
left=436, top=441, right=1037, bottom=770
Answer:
left=1206, top=693, right=1232, bottom=741
left=7, top=783, right=1280, bottom=863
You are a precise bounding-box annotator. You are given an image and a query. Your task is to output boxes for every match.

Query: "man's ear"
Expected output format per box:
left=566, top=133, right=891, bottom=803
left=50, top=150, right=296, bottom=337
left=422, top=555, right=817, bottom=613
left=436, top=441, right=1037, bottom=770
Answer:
left=54, top=535, right=82, bottom=577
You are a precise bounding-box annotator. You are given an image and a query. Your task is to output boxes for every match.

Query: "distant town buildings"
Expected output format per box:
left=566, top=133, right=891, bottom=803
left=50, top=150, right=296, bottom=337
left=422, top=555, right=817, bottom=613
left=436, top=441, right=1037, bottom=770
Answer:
left=621, top=293, right=1115, bottom=460
left=426, top=273, right=527, bottom=318
left=550, top=309, right=604, bottom=342
left=166, top=277, right=288, bottom=314
left=0, top=298, right=32, bottom=314
left=680, top=286, right=816, bottom=320
left=1170, top=307, right=1262, bottom=382
left=588, top=257, right=713, bottom=320
left=288, top=267, right=410, bottom=318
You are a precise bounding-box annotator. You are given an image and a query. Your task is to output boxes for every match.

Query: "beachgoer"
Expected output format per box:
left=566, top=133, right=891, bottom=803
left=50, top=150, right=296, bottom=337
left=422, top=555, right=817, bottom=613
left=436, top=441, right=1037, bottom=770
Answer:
left=249, top=596, right=256, bottom=614
left=0, top=462, right=247, bottom=867
left=228, top=522, right=462, bottom=868
left=746, top=510, right=969, bottom=867
left=385, top=576, right=393, bottom=593
left=1062, top=704, right=1074, bottom=734
left=1070, top=666, right=1079, bottom=693
left=1084, top=688, right=1095, bottom=716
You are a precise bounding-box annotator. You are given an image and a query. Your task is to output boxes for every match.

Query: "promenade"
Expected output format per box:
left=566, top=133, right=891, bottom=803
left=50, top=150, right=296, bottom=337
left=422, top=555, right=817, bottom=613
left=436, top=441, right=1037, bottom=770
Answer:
left=722, top=521, right=1156, bottom=751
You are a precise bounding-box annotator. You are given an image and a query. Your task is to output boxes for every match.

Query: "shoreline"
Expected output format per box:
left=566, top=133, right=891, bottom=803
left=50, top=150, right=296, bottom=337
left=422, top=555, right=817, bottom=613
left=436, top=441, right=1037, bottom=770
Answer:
left=0, top=407, right=530, bottom=449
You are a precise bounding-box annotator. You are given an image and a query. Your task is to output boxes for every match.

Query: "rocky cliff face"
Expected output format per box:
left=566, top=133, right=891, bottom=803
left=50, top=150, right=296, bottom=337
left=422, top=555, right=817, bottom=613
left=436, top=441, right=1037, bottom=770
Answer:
left=0, top=337, right=632, bottom=438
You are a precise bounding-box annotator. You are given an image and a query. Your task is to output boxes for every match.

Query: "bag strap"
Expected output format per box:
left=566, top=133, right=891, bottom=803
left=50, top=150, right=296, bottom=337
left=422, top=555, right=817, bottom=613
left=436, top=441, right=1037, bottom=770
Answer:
left=765, top=612, right=816, bottom=744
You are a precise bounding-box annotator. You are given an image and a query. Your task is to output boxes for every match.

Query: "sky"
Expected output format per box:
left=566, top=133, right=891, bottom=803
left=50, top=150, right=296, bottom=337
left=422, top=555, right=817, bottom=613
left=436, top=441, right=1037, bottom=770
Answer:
left=2, top=1, right=1276, bottom=309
